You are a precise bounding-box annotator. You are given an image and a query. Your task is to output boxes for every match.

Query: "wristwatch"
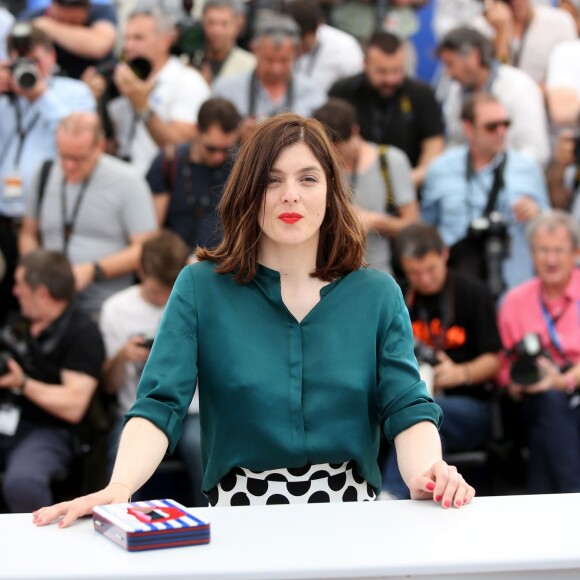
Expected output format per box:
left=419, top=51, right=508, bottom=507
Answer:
left=16, top=374, right=28, bottom=396
left=138, top=108, right=154, bottom=124
left=93, top=262, right=106, bottom=282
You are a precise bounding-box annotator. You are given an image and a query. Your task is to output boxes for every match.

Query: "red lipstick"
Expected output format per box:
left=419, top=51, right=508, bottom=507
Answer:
left=278, top=212, right=302, bottom=224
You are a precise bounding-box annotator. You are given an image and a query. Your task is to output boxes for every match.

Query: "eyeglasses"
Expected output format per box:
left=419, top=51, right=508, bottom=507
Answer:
left=482, top=119, right=511, bottom=133
left=60, top=143, right=97, bottom=163
left=533, top=246, right=574, bottom=257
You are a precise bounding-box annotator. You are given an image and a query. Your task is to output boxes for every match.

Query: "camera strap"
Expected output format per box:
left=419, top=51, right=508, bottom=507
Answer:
left=465, top=151, right=507, bottom=219
left=60, top=173, right=93, bottom=254
left=248, top=70, right=294, bottom=118
left=0, top=98, right=41, bottom=167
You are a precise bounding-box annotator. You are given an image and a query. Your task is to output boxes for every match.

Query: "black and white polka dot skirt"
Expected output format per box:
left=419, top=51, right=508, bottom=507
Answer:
left=208, top=461, right=376, bottom=507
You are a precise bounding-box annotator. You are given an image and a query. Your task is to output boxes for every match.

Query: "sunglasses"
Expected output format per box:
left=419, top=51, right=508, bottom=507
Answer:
left=203, top=143, right=233, bottom=155
left=482, top=119, right=511, bottom=132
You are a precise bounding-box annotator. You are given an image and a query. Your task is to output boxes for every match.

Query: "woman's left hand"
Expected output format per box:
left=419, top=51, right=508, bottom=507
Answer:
left=408, top=460, right=475, bottom=508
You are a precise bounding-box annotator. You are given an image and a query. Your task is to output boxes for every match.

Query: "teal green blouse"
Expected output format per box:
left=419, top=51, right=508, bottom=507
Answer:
left=126, top=261, right=442, bottom=495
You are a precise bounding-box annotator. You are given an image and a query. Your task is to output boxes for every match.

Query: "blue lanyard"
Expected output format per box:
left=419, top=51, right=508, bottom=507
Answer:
left=539, top=296, right=569, bottom=358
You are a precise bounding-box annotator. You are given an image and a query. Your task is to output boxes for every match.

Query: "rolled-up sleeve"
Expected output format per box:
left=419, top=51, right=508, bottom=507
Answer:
left=125, top=266, right=198, bottom=453
left=377, top=288, right=442, bottom=442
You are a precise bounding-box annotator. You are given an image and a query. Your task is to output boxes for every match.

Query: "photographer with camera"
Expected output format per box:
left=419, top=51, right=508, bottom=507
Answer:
left=0, top=22, right=94, bottom=325
left=94, top=8, right=210, bottom=176
left=382, top=223, right=502, bottom=499
left=498, top=210, right=580, bottom=494
left=421, top=92, right=550, bottom=295
left=0, top=249, right=104, bottom=512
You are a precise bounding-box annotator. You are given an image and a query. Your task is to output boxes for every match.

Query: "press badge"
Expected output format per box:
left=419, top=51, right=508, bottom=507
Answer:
left=3, top=172, right=23, bottom=200
left=0, top=402, right=21, bottom=436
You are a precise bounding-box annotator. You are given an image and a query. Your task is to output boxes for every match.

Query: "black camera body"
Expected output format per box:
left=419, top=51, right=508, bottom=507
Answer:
left=0, top=324, right=34, bottom=378
left=96, top=56, right=152, bottom=101
left=414, top=339, right=440, bottom=367
left=467, top=210, right=510, bottom=298
left=509, top=332, right=546, bottom=386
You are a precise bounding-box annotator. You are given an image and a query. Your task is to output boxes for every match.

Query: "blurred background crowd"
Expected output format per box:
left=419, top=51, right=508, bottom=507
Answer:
left=1, top=0, right=580, bottom=512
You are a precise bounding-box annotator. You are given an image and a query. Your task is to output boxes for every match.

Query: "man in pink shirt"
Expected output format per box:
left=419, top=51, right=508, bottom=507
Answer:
left=498, top=210, right=580, bottom=493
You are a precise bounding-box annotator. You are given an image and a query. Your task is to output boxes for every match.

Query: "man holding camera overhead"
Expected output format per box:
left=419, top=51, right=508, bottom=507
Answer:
left=421, top=92, right=549, bottom=296
left=498, top=210, right=580, bottom=494
left=0, top=23, right=94, bottom=325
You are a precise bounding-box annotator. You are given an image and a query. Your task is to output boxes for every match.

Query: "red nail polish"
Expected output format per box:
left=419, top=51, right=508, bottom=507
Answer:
left=435, top=495, right=441, bottom=502
left=427, top=482, right=435, bottom=491
left=444, top=500, right=450, bottom=508
left=455, top=500, right=461, bottom=507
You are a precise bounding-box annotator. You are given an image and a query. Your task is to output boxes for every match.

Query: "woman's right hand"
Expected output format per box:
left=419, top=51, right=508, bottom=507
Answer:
left=32, top=483, right=132, bottom=528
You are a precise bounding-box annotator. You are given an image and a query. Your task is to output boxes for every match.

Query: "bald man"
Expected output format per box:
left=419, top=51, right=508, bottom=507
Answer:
left=18, top=112, right=158, bottom=317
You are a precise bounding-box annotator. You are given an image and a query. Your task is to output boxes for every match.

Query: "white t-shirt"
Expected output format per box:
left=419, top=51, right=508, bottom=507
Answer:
left=511, top=5, right=576, bottom=85
left=295, top=24, right=364, bottom=94
left=100, top=284, right=166, bottom=416
left=100, top=284, right=200, bottom=416
left=443, top=64, right=550, bottom=167
left=546, top=40, right=580, bottom=96
left=108, top=56, right=211, bottom=176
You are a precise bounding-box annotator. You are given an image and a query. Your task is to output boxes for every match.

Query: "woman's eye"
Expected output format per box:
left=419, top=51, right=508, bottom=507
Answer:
left=303, top=176, right=317, bottom=183
left=267, top=176, right=280, bottom=184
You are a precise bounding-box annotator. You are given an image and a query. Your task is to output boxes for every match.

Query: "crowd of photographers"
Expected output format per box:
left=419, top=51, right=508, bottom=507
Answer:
left=1, top=0, right=580, bottom=512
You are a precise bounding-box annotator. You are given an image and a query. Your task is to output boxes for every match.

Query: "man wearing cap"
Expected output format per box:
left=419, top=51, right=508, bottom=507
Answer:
left=0, top=23, right=94, bottom=324
left=20, top=0, right=117, bottom=79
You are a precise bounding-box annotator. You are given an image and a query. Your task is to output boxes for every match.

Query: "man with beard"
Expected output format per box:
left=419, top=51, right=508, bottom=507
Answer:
left=329, top=31, right=444, bottom=189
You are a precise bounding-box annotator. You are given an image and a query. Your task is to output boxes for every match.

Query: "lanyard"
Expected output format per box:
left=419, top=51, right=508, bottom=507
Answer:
left=0, top=99, right=41, bottom=167
left=248, top=71, right=294, bottom=118
left=539, top=294, right=572, bottom=362
left=301, top=42, right=321, bottom=77
left=60, top=175, right=92, bottom=253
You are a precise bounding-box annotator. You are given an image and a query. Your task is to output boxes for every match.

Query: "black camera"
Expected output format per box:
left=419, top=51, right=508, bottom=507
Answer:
left=137, top=332, right=155, bottom=350
left=0, top=324, right=34, bottom=378
left=467, top=211, right=509, bottom=298
left=174, top=19, right=205, bottom=66
left=414, top=339, right=440, bottom=367
left=96, top=56, right=153, bottom=101
left=508, top=333, right=545, bottom=386
left=7, top=22, right=40, bottom=91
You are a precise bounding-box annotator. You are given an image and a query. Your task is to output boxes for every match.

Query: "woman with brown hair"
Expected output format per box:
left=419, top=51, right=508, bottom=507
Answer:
left=34, top=113, right=474, bottom=525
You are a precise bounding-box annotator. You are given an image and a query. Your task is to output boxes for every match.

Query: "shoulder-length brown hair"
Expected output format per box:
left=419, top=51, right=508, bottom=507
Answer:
left=196, top=112, right=366, bottom=282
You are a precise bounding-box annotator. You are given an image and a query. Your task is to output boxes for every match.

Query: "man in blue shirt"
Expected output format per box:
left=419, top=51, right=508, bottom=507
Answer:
left=421, top=92, right=550, bottom=294
left=0, top=23, right=94, bottom=323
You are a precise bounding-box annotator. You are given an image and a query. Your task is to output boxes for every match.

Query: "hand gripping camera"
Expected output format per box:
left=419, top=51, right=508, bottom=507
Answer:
left=508, top=333, right=546, bottom=386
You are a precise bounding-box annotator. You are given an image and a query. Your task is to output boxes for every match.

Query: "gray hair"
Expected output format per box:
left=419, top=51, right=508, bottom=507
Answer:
left=526, top=210, right=580, bottom=251
left=251, top=12, right=300, bottom=49
left=127, top=5, right=178, bottom=35
left=203, top=0, right=245, bottom=17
